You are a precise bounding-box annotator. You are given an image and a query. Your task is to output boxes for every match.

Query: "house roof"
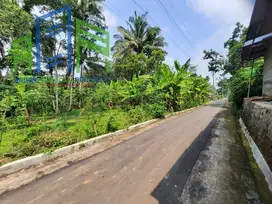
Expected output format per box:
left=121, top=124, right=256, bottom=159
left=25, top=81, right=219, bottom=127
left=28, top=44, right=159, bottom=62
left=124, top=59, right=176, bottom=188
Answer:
left=242, top=0, right=272, bottom=60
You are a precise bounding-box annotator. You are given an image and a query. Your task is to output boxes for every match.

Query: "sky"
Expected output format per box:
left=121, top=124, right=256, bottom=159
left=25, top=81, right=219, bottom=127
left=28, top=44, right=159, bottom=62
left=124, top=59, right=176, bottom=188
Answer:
left=103, top=0, right=255, bottom=82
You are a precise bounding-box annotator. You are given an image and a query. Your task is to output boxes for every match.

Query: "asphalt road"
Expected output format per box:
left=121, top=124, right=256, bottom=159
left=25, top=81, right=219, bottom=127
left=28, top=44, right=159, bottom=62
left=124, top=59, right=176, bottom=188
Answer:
left=0, top=101, right=224, bottom=204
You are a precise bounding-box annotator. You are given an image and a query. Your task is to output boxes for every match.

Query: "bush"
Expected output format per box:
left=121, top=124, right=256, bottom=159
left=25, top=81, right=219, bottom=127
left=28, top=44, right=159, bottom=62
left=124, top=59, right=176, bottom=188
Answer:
left=106, top=110, right=130, bottom=132
left=107, top=114, right=118, bottom=132
left=0, top=129, right=27, bottom=156
left=68, top=122, right=94, bottom=142
left=14, top=115, right=26, bottom=125
left=146, top=103, right=165, bottom=119
left=228, top=62, right=263, bottom=109
left=18, top=142, right=37, bottom=157
left=128, top=106, right=148, bottom=124
left=51, top=117, right=67, bottom=131
left=93, top=115, right=108, bottom=135
left=25, top=123, right=51, bottom=141
left=32, top=131, right=63, bottom=148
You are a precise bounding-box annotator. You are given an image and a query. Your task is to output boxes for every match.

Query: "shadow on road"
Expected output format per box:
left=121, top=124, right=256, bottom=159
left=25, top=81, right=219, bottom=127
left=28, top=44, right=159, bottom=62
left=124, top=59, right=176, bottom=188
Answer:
left=151, top=113, right=220, bottom=204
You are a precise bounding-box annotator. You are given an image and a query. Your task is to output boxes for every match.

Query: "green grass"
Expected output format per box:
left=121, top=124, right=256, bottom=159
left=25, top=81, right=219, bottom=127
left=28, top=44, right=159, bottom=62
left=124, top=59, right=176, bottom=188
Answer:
left=0, top=106, right=154, bottom=165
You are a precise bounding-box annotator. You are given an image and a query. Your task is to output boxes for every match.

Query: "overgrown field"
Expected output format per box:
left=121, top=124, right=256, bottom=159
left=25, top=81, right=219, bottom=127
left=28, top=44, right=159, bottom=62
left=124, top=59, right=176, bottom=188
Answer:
left=0, top=68, right=211, bottom=165
left=0, top=1, right=212, bottom=165
left=1, top=107, right=155, bottom=165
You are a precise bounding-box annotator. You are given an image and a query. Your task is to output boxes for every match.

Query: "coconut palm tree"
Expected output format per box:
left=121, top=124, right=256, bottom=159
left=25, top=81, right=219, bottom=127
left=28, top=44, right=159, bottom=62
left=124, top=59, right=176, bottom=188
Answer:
left=112, top=11, right=167, bottom=59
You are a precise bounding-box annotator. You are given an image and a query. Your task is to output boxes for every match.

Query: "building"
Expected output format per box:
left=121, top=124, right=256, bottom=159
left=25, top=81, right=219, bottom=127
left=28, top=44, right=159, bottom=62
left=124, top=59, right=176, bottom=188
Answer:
left=242, top=0, right=272, bottom=97
left=241, top=0, right=272, bottom=170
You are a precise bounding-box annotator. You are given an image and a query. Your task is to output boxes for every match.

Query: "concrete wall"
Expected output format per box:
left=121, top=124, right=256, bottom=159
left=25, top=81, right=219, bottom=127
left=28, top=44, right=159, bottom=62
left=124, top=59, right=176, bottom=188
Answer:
left=242, top=99, right=272, bottom=170
left=263, top=45, right=272, bottom=97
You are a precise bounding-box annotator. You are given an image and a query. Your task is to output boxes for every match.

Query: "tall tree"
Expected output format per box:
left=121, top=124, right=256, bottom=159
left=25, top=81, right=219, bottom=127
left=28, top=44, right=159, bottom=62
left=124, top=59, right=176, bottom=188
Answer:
left=20, top=0, right=107, bottom=114
left=203, top=49, right=223, bottom=89
left=217, top=78, right=229, bottom=97
left=0, top=0, right=32, bottom=71
left=112, top=11, right=167, bottom=59
left=223, top=22, right=248, bottom=74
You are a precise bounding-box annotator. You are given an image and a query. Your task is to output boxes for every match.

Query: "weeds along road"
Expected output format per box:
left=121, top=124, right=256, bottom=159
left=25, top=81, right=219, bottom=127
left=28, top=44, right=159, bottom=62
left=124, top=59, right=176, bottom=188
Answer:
left=0, top=101, right=224, bottom=204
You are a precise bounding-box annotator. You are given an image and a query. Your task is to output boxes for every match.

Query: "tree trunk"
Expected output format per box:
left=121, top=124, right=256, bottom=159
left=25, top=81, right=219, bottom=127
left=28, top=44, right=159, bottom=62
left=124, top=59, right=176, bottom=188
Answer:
left=54, top=70, right=59, bottom=115
left=67, top=78, right=73, bottom=111
left=93, top=123, right=97, bottom=136
left=68, top=64, right=77, bottom=111
left=55, top=88, right=59, bottom=115
left=2, top=110, right=6, bottom=126
left=25, top=107, right=31, bottom=125
left=212, top=71, right=215, bottom=89
left=79, top=81, right=82, bottom=108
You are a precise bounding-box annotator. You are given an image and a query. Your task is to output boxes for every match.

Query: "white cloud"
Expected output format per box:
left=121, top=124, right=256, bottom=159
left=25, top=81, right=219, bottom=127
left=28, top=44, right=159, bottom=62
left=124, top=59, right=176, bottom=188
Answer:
left=104, top=10, right=117, bottom=28
left=187, top=0, right=253, bottom=25
left=187, top=0, right=254, bottom=86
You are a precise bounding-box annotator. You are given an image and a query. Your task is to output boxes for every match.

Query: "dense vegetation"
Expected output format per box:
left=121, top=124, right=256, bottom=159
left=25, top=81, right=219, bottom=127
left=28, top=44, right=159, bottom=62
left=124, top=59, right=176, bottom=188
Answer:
left=206, top=23, right=263, bottom=114
left=0, top=0, right=211, bottom=164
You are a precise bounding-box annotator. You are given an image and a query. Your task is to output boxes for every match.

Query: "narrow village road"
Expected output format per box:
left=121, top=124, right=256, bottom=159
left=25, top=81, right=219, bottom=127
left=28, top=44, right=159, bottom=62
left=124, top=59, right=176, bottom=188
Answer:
left=0, top=101, right=224, bottom=204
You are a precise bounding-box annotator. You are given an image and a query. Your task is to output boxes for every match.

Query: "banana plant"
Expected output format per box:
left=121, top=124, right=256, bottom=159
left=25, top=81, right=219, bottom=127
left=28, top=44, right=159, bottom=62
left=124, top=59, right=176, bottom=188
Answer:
left=0, top=89, right=18, bottom=145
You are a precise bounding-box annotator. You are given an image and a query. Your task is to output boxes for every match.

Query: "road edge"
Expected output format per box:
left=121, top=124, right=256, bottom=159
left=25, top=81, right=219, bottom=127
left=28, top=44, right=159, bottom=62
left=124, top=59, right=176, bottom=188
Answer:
left=239, top=118, right=272, bottom=191
left=179, top=102, right=263, bottom=204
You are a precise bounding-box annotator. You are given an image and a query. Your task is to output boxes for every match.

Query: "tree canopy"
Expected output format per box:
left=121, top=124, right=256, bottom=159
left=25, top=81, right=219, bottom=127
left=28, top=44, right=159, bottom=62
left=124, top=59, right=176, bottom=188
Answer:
left=223, top=22, right=248, bottom=74
left=112, top=12, right=167, bottom=59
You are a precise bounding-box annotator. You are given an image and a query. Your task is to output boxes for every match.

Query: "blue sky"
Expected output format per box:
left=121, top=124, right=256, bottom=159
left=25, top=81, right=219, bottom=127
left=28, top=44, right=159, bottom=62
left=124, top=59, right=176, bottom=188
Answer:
left=103, top=0, right=255, bottom=81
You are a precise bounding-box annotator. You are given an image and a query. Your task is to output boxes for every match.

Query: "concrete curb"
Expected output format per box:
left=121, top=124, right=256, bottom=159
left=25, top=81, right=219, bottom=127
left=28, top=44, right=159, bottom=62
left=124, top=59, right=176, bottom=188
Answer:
left=239, top=118, right=272, bottom=192
left=0, top=119, right=158, bottom=178
left=0, top=104, right=202, bottom=178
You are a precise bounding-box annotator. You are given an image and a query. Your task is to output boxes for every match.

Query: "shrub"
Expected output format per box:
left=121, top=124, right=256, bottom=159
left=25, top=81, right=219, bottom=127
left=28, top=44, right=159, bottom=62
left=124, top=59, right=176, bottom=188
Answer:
left=68, top=122, right=94, bottom=142
left=18, top=142, right=37, bottom=157
left=0, top=129, right=27, bottom=156
left=94, top=116, right=108, bottom=135
left=25, top=123, right=51, bottom=141
left=32, top=131, right=63, bottom=148
left=51, top=117, right=67, bottom=131
left=146, top=103, right=165, bottom=119
left=106, top=110, right=129, bottom=132
left=128, top=106, right=147, bottom=124
left=106, top=114, right=118, bottom=132
left=14, top=115, right=26, bottom=125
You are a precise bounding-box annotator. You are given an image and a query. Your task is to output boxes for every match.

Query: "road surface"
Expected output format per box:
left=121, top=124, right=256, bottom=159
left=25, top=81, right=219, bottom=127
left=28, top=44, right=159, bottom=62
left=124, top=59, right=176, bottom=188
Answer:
left=0, top=101, right=223, bottom=204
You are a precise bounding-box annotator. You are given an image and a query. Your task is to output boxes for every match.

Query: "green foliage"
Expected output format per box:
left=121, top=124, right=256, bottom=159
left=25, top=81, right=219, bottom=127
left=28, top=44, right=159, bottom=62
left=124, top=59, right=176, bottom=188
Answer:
left=224, top=22, right=248, bottom=74
left=113, top=48, right=165, bottom=80
left=0, top=6, right=212, bottom=165
left=0, top=1, right=32, bottom=39
left=25, top=123, right=51, bottom=140
left=203, top=49, right=224, bottom=88
left=217, top=22, right=264, bottom=112
left=203, top=49, right=224, bottom=73
left=217, top=78, right=229, bottom=97
left=128, top=106, right=149, bottom=124
left=51, top=117, right=68, bottom=131
left=0, top=0, right=32, bottom=69
left=146, top=103, right=165, bottom=119
left=68, top=122, right=93, bottom=141
left=112, top=11, right=166, bottom=61
left=105, top=110, right=129, bottom=132
left=228, top=60, right=263, bottom=108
